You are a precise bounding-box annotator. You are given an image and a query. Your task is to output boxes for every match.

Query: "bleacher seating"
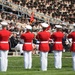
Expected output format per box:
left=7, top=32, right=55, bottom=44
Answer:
left=0, top=0, right=75, bottom=56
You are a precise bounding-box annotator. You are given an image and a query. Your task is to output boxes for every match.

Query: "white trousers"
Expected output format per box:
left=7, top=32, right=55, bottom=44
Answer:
left=15, top=44, right=23, bottom=54
left=54, top=51, right=62, bottom=69
left=0, top=50, right=8, bottom=72
left=72, top=52, right=75, bottom=71
left=19, top=44, right=23, bottom=54
left=40, top=51, right=48, bottom=71
left=23, top=51, right=32, bottom=69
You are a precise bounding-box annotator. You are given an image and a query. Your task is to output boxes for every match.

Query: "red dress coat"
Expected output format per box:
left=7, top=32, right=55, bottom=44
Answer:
left=68, top=31, right=75, bottom=52
left=0, top=29, right=11, bottom=50
left=21, top=31, right=34, bottom=51
left=51, top=31, right=64, bottom=51
left=36, top=30, right=51, bottom=52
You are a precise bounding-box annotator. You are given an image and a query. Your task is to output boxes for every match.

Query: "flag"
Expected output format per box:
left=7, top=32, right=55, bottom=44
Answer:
left=30, top=12, right=34, bottom=24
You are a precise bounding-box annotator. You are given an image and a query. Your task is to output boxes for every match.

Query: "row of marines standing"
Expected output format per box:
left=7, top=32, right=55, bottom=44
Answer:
left=0, top=21, right=75, bottom=72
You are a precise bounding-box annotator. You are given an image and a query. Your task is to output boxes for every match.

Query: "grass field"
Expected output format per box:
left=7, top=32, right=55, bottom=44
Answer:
left=0, top=52, right=75, bottom=75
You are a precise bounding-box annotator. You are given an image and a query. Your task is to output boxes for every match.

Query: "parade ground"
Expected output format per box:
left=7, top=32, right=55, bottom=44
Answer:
left=0, top=52, right=75, bottom=75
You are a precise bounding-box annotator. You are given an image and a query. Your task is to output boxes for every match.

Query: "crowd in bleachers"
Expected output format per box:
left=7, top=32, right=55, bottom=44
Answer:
left=0, top=0, right=75, bottom=54
left=2, top=0, right=75, bottom=23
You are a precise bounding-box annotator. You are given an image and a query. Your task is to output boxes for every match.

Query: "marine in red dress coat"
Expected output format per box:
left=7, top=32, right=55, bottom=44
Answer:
left=20, top=25, right=34, bottom=69
left=67, top=23, right=75, bottom=71
left=51, top=25, right=64, bottom=69
left=68, top=31, right=75, bottom=52
left=36, top=29, right=51, bottom=52
left=36, top=23, right=51, bottom=71
left=0, top=21, right=11, bottom=72
left=0, top=23, right=11, bottom=50
left=21, top=29, right=34, bottom=51
left=51, top=26, right=64, bottom=51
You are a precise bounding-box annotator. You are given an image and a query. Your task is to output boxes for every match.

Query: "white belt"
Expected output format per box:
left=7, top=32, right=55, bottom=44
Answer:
left=40, top=41, right=48, bottom=43
left=0, top=41, right=8, bottom=43
left=54, top=42, right=62, bottom=44
left=25, top=42, right=32, bottom=44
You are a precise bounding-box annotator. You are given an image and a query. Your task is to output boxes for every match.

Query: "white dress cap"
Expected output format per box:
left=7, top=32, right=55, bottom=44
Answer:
left=55, top=25, right=62, bottom=28
left=1, top=21, right=8, bottom=26
left=26, top=25, right=32, bottom=29
left=41, top=23, right=49, bottom=28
